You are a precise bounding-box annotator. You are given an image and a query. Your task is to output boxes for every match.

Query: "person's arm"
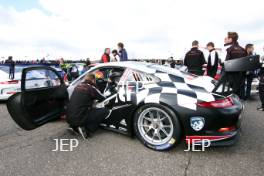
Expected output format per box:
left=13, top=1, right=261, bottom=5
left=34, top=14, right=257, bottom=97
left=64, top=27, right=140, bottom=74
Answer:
left=119, top=51, right=124, bottom=61
left=91, top=86, right=106, bottom=102
left=225, top=48, right=231, bottom=61
left=183, top=53, right=188, bottom=66
left=116, top=55, right=120, bottom=62
left=124, top=50, right=128, bottom=60
left=211, top=51, right=216, bottom=65
left=201, top=52, right=206, bottom=65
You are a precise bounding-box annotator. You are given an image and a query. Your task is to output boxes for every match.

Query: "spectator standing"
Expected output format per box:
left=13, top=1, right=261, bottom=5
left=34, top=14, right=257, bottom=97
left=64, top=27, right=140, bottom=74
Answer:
left=223, top=32, right=247, bottom=99
left=82, top=58, right=91, bottom=73
left=6, top=56, right=15, bottom=80
left=206, top=42, right=219, bottom=78
left=118, top=42, right=128, bottom=61
left=244, top=44, right=255, bottom=99
left=111, top=50, right=120, bottom=62
left=85, top=58, right=91, bottom=66
left=101, top=48, right=111, bottom=63
left=257, top=49, right=264, bottom=111
left=169, top=57, right=176, bottom=68
left=184, top=40, right=206, bottom=75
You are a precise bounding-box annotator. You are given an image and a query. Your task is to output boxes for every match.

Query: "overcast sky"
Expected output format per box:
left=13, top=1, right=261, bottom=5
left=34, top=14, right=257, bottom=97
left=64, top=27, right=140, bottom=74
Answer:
left=0, top=0, right=263, bottom=60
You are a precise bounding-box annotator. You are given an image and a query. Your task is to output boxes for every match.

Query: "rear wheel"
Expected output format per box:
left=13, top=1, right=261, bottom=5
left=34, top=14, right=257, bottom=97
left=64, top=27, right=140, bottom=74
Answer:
left=134, top=104, right=181, bottom=151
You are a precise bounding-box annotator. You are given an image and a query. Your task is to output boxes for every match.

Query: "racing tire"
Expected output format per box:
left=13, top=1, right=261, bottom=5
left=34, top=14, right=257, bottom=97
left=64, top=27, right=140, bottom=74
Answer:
left=134, top=103, right=181, bottom=151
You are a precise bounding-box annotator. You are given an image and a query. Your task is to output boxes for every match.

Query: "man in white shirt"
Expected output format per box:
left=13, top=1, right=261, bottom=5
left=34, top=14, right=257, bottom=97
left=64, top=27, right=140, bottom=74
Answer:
left=206, top=42, right=219, bottom=78
left=111, top=50, right=120, bottom=62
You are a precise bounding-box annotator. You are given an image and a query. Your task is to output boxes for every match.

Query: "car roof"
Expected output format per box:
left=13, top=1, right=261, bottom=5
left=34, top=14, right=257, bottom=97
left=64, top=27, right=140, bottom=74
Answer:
left=95, top=61, right=186, bottom=77
left=93, top=61, right=156, bottom=74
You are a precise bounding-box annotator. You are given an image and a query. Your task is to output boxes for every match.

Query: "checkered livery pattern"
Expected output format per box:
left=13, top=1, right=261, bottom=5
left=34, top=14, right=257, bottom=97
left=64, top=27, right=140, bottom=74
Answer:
left=133, top=73, right=215, bottom=111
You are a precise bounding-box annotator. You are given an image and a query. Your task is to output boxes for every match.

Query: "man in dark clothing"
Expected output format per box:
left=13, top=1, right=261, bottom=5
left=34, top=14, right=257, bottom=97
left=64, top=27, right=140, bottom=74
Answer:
left=257, top=54, right=264, bottom=111
left=244, top=44, right=255, bottom=99
left=101, top=48, right=111, bottom=63
left=118, top=42, right=128, bottom=61
left=7, top=56, right=15, bottom=80
left=184, top=40, right=206, bottom=75
left=66, top=74, right=110, bottom=139
left=168, top=57, right=176, bottom=68
left=206, top=42, right=219, bottom=78
left=223, top=32, right=247, bottom=98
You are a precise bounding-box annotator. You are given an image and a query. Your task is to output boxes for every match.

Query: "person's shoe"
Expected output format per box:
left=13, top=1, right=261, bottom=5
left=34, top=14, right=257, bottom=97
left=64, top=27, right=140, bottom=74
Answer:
left=257, top=107, right=264, bottom=111
left=67, top=126, right=79, bottom=135
left=78, top=127, right=88, bottom=139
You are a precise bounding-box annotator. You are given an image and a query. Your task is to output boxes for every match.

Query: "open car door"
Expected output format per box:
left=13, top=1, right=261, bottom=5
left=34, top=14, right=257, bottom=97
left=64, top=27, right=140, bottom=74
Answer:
left=7, top=67, right=68, bottom=130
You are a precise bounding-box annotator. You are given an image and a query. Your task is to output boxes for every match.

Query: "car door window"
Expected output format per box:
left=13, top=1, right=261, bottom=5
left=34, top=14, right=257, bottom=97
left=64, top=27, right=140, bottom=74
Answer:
left=25, top=69, right=61, bottom=90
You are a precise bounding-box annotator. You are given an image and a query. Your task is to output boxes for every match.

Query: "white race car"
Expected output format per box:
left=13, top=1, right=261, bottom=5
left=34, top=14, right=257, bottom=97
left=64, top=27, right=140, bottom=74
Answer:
left=0, top=66, right=22, bottom=100
left=0, top=66, right=52, bottom=101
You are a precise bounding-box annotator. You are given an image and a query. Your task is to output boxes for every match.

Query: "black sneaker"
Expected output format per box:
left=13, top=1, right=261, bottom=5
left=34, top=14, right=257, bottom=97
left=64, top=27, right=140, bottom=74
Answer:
left=257, top=107, right=264, bottom=111
left=78, top=127, right=88, bottom=139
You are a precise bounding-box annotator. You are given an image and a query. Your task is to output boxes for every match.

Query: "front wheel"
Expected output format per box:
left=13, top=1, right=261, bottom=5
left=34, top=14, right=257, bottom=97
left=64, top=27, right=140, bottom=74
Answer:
left=134, top=104, right=181, bottom=151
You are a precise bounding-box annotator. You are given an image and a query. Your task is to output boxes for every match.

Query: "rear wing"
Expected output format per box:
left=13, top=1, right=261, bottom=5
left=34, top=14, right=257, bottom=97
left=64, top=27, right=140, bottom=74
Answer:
left=212, top=55, right=261, bottom=95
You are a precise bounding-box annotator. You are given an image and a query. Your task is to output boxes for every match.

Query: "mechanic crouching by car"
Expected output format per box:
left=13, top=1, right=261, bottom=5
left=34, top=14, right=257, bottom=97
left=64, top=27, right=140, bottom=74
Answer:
left=66, top=74, right=110, bottom=139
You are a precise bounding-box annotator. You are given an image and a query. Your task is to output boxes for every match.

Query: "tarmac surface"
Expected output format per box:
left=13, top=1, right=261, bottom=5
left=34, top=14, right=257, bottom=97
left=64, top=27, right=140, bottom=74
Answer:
left=0, top=95, right=263, bottom=176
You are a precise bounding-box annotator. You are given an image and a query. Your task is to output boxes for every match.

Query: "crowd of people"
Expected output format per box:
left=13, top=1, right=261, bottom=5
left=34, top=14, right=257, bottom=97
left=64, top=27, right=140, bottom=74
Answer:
left=1, top=36, right=264, bottom=114
left=0, top=58, right=90, bottom=65
left=182, top=32, right=264, bottom=111
left=100, top=42, right=128, bottom=63
left=66, top=32, right=264, bottom=139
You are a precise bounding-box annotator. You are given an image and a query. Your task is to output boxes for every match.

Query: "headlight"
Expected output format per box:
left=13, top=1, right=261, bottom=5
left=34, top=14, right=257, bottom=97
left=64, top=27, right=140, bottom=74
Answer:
left=190, top=117, right=205, bottom=131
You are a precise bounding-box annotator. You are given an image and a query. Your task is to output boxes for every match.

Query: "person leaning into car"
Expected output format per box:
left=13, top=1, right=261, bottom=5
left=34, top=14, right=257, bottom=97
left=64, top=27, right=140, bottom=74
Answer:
left=66, top=74, right=110, bottom=139
left=184, top=40, right=206, bottom=76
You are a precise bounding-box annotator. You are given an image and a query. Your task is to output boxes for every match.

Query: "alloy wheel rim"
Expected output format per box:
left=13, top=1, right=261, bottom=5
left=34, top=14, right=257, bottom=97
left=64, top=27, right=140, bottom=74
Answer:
left=138, top=107, right=174, bottom=146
